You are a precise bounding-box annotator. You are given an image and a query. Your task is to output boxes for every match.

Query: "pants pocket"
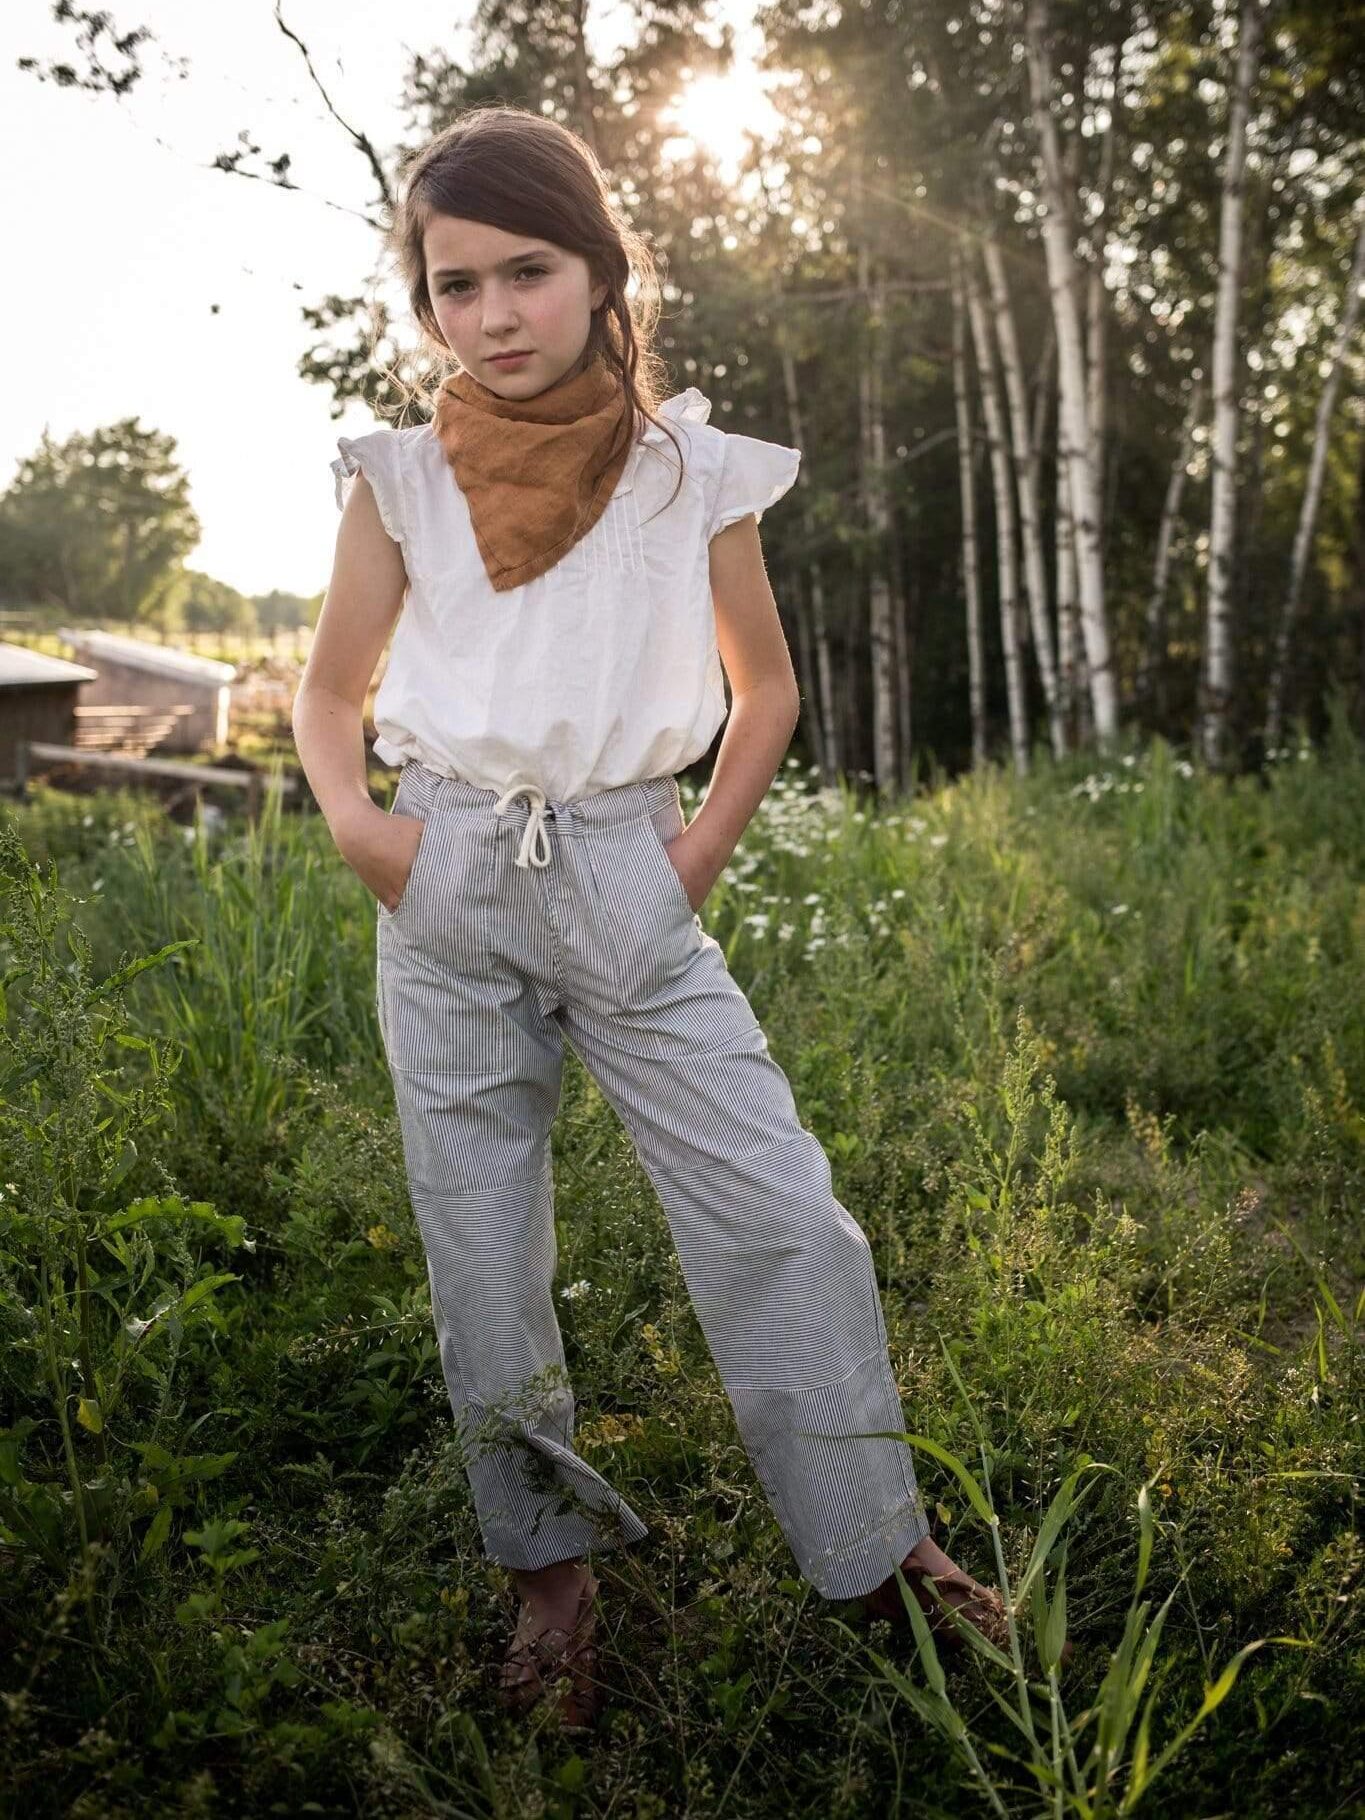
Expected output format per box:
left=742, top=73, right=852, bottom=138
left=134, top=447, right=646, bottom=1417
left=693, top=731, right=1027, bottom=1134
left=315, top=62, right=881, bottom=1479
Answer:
left=379, top=811, right=433, bottom=923
left=646, top=809, right=694, bottom=921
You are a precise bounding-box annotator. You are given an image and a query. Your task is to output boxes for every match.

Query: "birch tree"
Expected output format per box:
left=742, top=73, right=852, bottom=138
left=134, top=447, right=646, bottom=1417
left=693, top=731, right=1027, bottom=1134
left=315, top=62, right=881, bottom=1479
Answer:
left=854, top=188, right=900, bottom=795
left=1023, top=0, right=1119, bottom=747
left=951, top=246, right=988, bottom=770
left=981, top=235, right=1065, bottom=758
left=1201, top=0, right=1267, bottom=769
left=962, top=238, right=1030, bottom=775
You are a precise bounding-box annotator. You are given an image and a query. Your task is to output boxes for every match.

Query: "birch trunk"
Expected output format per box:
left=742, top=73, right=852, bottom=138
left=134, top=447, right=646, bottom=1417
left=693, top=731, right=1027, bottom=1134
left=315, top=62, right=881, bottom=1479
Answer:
left=1024, top=0, right=1118, bottom=746
left=1056, top=401, right=1083, bottom=744
left=963, top=239, right=1030, bottom=775
left=857, top=229, right=900, bottom=797
left=951, top=247, right=988, bottom=770
left=1264, top=212, right=1365, bottom=750
left=1139, top=376, right=1204, bottom=716
left=982, top=235, right=1065, bottom=758
left=1202, top=0, right=1265, bottom=769
left=1085, top=43, right=1118, bottom=560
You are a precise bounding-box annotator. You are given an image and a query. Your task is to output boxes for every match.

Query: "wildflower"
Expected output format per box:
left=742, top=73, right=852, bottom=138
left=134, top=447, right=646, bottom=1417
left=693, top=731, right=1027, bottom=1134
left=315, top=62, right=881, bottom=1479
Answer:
left=1110, top=903, right=1129, bottom=916
left=559, top=1279, right=592, bottom=1301
left=929, top=833, right=948, bottom=848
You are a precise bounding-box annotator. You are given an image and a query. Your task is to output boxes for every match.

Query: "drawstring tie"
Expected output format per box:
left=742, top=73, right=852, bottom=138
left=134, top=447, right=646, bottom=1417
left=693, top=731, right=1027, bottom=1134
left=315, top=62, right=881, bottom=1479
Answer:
left=494, top=781, right=555, bottom=869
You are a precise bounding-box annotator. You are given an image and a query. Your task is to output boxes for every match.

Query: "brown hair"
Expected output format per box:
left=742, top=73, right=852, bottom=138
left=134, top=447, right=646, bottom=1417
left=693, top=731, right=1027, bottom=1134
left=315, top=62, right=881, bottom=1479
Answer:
left=380, top=105, right=684, bottom=512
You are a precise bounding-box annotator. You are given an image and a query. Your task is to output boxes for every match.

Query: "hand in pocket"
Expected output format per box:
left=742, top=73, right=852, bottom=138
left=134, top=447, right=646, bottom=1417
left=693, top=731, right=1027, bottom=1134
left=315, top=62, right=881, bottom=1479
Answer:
left=346, top=805, right=427, bottom=914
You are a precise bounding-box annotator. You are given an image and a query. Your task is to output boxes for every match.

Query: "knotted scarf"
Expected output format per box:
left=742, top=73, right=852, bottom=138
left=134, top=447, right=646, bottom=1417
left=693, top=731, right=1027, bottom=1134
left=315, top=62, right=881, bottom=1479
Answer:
left=432, top=350, right=636, bottom=593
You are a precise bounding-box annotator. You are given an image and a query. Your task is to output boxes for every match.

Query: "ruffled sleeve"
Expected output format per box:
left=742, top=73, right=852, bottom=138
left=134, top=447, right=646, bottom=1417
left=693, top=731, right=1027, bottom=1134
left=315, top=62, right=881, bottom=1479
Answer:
left=330, top=429, right=406, bottom=548
left=706, top=430, right=802, bottom=540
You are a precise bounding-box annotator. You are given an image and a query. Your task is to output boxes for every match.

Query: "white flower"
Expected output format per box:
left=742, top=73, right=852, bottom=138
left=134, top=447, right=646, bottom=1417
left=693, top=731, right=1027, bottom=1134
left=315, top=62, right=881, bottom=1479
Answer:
left=929, top=833, right=948, bottom=848
left=1110, top=903, right=1129, bottom=916
left=559, top=1279, right=592, bottom=1301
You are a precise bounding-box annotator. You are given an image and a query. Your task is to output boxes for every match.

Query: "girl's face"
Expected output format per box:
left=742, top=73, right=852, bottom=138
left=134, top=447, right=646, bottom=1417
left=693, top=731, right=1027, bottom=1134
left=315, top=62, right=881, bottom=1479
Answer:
left=423, top=215, right=608, bottom=399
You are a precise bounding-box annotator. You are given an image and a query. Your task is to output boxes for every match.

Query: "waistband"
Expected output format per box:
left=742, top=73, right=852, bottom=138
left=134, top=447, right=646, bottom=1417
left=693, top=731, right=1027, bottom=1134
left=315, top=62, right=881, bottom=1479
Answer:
left=396, top=759, right=682, bottom=870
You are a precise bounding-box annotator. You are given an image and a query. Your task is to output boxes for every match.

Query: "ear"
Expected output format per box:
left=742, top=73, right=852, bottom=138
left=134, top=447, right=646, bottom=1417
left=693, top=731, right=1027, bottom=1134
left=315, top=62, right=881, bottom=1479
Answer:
left=591, top=281, right=609, bottom=312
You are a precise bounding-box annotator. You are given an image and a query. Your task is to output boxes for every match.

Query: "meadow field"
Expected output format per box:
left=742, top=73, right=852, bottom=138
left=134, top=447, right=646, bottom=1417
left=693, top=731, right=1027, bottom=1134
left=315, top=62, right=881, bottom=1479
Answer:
left=2, top=725, right=1362, bottom=1818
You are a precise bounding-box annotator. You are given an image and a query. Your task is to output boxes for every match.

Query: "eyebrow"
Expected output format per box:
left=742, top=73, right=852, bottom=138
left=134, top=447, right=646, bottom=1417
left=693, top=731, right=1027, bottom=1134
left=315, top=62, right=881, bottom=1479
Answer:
left=430, top=247, right=557, bottom=279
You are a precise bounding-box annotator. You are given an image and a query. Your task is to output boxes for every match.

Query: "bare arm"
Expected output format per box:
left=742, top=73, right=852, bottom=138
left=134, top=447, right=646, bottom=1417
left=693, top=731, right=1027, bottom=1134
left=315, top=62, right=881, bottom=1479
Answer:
left=670, top=513, right=801, bottom=908
left=291, top=469, right=421, bottom=910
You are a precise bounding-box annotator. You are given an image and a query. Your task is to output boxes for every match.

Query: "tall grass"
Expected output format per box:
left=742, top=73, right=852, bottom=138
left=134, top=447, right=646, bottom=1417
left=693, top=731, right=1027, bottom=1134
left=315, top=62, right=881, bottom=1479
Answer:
left=1, top=723, right=1361, bottom=1816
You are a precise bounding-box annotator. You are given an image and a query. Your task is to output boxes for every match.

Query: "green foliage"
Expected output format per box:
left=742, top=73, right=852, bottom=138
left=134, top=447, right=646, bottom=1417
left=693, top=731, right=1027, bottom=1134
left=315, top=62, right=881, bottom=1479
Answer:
left=0, top=815, right=247, bottom=1593
left=1, top=733, right=1361, bottom=1816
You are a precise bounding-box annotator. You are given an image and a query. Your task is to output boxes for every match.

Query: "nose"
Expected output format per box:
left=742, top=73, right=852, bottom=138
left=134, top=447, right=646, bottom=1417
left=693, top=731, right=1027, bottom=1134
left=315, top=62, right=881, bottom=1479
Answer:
left=481, top=280, right=519, bottom=336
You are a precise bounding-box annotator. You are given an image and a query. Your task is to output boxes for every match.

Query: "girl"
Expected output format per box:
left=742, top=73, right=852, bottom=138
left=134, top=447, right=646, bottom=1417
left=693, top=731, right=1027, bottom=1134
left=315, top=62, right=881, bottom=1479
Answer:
left=293, top=105, right=1012, bottom=1733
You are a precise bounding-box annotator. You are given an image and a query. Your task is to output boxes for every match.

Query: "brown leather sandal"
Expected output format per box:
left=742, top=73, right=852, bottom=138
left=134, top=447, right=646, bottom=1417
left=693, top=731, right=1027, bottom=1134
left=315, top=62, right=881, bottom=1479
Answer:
left=497, top=1567, right=607, bottom=1730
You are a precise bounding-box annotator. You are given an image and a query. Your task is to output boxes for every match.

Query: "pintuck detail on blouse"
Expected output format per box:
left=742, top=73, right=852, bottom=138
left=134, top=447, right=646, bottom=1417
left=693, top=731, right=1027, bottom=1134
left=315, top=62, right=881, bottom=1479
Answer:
left=328, top=387, right=801, bottom=803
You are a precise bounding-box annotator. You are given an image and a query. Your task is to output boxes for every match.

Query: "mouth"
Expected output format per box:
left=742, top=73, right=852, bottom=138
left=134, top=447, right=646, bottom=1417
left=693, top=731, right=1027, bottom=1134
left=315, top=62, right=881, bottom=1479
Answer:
left=487, top=350, right=533, bottom=366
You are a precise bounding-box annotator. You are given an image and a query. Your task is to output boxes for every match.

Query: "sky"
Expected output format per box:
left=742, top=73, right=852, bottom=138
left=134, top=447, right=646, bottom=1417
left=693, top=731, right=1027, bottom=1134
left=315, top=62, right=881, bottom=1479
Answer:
left=3, top=1, right=775, bottom=603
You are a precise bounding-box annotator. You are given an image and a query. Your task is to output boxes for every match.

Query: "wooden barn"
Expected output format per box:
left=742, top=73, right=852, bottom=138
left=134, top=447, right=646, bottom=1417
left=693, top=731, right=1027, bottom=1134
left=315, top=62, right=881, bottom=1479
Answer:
left=55, top=628, right=237, bottom=754
left=0, top=642, right=100, bottom=789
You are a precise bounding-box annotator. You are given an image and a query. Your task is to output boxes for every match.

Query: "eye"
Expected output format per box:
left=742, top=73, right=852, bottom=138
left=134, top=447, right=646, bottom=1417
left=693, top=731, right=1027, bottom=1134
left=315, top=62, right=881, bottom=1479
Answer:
left=440, top=265, right=548, bottom=296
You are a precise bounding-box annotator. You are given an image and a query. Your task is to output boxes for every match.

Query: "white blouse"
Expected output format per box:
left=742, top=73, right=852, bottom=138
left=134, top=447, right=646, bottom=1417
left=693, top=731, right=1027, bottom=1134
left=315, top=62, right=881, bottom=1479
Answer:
left=329, top=388, right=801, bottom=804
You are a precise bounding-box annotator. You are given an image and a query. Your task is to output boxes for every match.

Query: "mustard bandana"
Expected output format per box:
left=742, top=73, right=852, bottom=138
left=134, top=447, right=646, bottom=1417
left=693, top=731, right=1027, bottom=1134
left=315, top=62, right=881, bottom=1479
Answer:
left=432, top=350, right=636, bottom=593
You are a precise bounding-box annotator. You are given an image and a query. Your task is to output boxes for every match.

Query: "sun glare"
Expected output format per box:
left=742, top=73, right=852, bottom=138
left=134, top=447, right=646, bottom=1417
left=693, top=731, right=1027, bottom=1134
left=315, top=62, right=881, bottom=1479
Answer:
left=660, top=67, right=783, bottom=178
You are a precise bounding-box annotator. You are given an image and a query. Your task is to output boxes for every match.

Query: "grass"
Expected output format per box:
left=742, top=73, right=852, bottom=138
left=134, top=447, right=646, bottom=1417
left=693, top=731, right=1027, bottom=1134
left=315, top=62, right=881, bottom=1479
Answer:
left=0, top=715, right=1361, bottom=1818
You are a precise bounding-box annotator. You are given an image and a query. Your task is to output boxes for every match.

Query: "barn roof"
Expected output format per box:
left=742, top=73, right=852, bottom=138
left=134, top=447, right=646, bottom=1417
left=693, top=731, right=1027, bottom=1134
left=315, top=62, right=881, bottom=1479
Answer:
left=0, top=641, right=99, bottom=686
left=55, top=628, right=237, bottom=685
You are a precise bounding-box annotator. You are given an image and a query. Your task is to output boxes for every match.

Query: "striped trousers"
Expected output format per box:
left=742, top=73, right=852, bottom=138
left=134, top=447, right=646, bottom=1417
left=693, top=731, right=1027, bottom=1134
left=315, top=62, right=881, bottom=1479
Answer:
left=374, top=759, right=929, bottom=1600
